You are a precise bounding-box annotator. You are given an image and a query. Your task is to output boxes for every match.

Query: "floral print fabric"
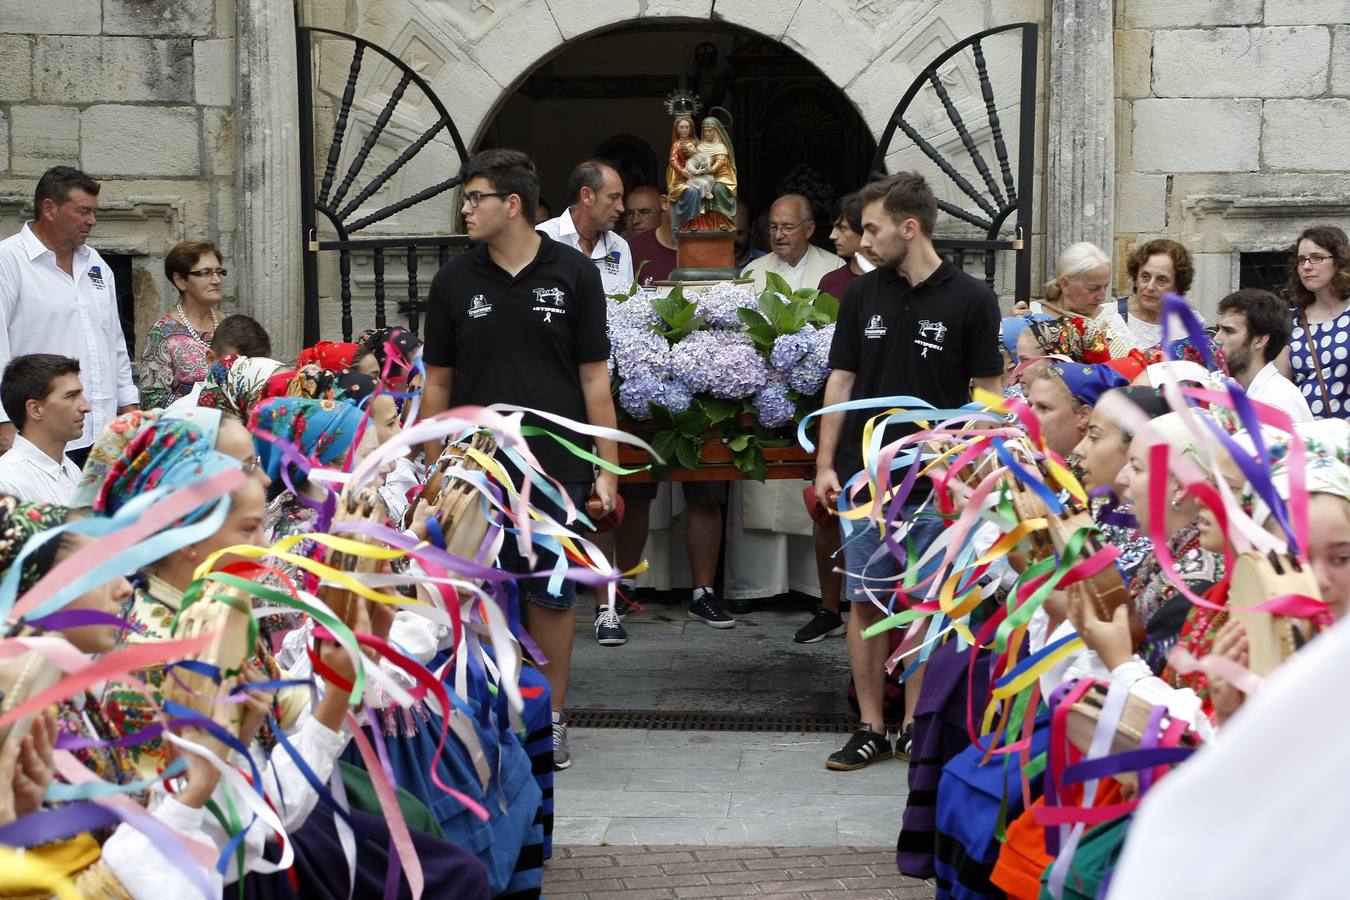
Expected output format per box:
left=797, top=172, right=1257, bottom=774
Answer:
left=137, top=315, right=212, bottom=411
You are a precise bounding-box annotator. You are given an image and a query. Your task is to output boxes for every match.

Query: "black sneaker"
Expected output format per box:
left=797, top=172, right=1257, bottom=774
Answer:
left=613, top=592, right=636, bottom=620
left=893, top=724, right=914, bottom=762
left=728, top=596, right=754, bottom=615
left=794, top=607, right=846, bottom=643
left=688, top=591, right=736, bottom=629
left=594, top=605, right=627, bottom=646
left=826, top=728, right=893, bottom=771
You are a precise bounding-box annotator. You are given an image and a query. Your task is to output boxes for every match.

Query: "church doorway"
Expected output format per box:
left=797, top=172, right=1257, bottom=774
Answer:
left=475, top=22, right=877, bottom=247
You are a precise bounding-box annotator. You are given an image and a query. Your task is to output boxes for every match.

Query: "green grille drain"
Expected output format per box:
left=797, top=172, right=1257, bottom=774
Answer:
left=566, top=708, right=857, bottom=733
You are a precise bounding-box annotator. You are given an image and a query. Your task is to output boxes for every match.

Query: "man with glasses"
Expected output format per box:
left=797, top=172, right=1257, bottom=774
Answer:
left=421, top=149, right=620, bottom=771
left=741, top=194, right=843, bottom=292
left=0, top=166, right=139, bottom=465
left=625, top=188, right=677, bottom=285
left=623, top=185, right=662, bottom=239
left=537, top=160, right=634, bottom=295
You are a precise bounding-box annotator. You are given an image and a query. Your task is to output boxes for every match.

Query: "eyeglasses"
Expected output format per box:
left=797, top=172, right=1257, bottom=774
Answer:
left=626, top=208, right=656, bottom=218
left=463, top=190, right=510, bottom=208
left=187, top=267, right=227, bottom=279
left=1297, top=253, right=1333, bottom=267
left=767, top=220, right=808, bottom=235
left=243, top=455, right=262, bottom=475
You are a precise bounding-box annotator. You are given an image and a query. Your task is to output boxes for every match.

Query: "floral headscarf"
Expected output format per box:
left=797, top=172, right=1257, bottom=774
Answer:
left=296, top=341, right=359, bottom=372
left=281, top=363, right=376, bottom=405
left=70, top=411, right=160, bottom=510
left=1028, top=316, right=1113, bottom=364
left=249, top=397, right=366, bottom=486
left=357, top=327, right=419, bottom=372
left=1237, top=419, right=1350, bottom=525
left=1051, top=362, right=1129, bottom=407
left=198, top=354, right=285, bottom=422
left=1144, top=334, right=1228, bottom=376
left=0, top=497, right=69, bottom=594
left=93, top=420, right=240, bottom=518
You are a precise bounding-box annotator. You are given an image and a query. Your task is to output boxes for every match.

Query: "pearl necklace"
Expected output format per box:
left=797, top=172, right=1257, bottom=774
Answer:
left=175, top=301, right=220, bottom=345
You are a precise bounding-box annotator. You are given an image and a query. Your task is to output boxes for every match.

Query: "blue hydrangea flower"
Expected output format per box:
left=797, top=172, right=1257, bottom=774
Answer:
left=611, top=326, right=672, bottom=381
left=753, top=376, right=796, bottom=428
left=694, top=282, right=758, bottom=329
left=619, top=376, right=693, bottom=420
left=670, top=330, right=767, bottom=399
left=770, top=328, right=815, bottom=373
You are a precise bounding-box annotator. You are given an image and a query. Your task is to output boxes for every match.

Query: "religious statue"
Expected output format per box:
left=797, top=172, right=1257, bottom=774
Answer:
left=667, top=113, right=737, bottom=233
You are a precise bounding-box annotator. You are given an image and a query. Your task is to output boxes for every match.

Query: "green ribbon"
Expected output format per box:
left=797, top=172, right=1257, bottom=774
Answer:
left=520, top=425, right=651, bottom=475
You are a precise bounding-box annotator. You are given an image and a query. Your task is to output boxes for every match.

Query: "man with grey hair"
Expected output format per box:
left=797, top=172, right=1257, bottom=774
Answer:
left=538, top=159, right=634, bottom=295
left=740, top=193, right=842, bottom=292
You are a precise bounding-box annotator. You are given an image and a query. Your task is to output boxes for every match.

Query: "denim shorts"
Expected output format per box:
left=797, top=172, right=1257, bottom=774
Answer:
left=841, top=504, right=944, bottom=603
left=497, top=480, right=591, bottom=610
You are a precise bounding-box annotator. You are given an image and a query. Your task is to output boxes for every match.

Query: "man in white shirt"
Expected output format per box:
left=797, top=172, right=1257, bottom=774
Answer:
left=1216, top=287, right=1314, bottom=422
left=741, top=194, right=843, bottom=292
left=0, top=354, right=90, bottom=504
left=0, top=167, right=139, bottom=465
left=537, top=160, right=634, bottom=295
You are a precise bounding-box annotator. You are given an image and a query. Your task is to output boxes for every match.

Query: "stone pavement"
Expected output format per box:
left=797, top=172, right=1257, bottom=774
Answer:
left=545, top=845, right=933, bottom=899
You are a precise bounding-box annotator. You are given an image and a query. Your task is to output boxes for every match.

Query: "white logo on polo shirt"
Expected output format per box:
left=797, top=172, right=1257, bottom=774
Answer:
left=915, top=318, right=947, bottom=357
left=468, top=293, right=492, bottom=318
left=865, top=314, right=887, bottom=339
left=532, top=286, right=567, bottom=323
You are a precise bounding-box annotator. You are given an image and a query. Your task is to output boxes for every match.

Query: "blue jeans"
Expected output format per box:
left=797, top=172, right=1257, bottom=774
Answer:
left=841, top=503, right=944, bottom=604
left=497, top=481, right=591, bottom=610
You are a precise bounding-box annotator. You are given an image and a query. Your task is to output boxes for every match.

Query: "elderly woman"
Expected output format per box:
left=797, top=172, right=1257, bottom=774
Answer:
left=1115, top=238, right=1195, bottom=351
left=1277, top=224, right=1350, bottom=418
left=138, top=240, right=227, bottom=409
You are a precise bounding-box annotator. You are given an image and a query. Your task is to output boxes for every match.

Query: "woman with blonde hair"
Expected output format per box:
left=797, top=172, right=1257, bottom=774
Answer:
left=1041, top=242, right=1133, bottom=357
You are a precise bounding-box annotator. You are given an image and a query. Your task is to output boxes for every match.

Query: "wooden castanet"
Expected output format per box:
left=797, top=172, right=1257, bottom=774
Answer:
left=1065, top=681, right=1197, bottom=785
left=1228, top=550, right=1316, bottom=677
left=319, top=486, right=389, bottom=630
left=165, top=580, right=254, bottom=733
left=1047, top=508, right=1131, bottom=623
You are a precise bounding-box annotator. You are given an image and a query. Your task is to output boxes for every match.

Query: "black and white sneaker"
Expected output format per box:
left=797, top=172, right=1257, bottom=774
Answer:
left=826, top=728, right=893, bottom=771
left=794, top=607, right=846, bottom=643
left=594, top=605, right=627, bottom=646
left=893, top=724, right=914, bottom=762
left=688, top=591, right=736, bottom=629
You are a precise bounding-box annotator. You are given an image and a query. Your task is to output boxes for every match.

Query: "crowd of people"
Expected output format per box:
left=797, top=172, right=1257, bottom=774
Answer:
left=0, top=143, right=1346, bottom=899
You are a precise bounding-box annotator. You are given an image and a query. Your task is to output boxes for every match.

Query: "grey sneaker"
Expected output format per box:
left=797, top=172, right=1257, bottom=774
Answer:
left=552, top=717, right=571, bottom=770
left=594, top=605, right=627, bottom=646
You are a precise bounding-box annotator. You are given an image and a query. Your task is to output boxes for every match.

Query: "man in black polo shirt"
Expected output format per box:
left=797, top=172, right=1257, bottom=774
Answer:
left=420, top=148, right=619, bottom=770
left=814, top=172, right=1002, bottom=771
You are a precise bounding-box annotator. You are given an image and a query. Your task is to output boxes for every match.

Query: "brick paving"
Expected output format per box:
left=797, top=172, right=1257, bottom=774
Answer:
left=545, top=845, right=935, bottom=899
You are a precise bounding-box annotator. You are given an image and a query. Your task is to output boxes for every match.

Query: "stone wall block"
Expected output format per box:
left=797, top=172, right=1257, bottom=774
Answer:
left=10, top=106, right=81, bottom=175
left=194, top=38, right=235, bottom=105
left=1265, top=1, right=1350, bottom=26
left=467, top=2, right=563, bottom=87
left=1115, top=173, right=1168, bottom=232
left=1115, top=29, right=1152, bottom=99
left=203, top=107, right=234, bottom=177
left=103, top=0, right=214, bottom=36
left=0, top=36, right=32, bottom=102
left=781, top=1, right=879, bottom=88
left=1262, top=99, right=1350, bottom=172
left=1122, top=0, right=1261, bottom=29
left=0, top=1, right=100, bottom=34
left=642, top=0, right=715, bottom=18
left=1152, top=27, right=1330, bottom=98
left=710, top=0, right=798, bottom=39
left=1333, top=27, right=1350, bottom=97
left=1132, top=98, right=1261, bottom=172
left=0, top=111, right=8, bottom=175
left=34, top=37, right=194, bottom=103
left=545, top=0, right=640, bottom=40
left=81, top=105, right=201, bottom=177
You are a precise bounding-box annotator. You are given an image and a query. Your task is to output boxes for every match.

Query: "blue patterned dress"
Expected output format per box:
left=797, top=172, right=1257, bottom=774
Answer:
left=1288, top=306, right=1350, bottom=418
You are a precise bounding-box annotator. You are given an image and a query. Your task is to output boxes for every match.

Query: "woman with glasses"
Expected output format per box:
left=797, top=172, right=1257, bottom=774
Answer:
left=1278, top=225, right=1350, bottom=417
left=138, top=240, right=227, bottom=409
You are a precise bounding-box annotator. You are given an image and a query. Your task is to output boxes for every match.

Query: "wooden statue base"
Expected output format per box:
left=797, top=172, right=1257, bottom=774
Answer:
left=675, top=230, right=735, bottom=270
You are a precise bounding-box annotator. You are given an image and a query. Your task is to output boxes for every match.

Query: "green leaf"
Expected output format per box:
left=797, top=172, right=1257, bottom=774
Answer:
left=674, top=408, right=709, bottom=438
left=736, top=307, right=770, bottom=330
left=746, top=322, right=777, bottom=352
left=698, top=397, right=740, bottom=425
left=650, top=428, right=681, bottom=462
left=809, top=291, right=840, bottom=323
left=732, top=443, right=768, bottom=482
left=649, top=403, right=677, bottom=431
left=763, top=270, right=794, bottom=299
left=675, top=436, right=703, bottom=471
left=727, top=433, right=750, bottom=452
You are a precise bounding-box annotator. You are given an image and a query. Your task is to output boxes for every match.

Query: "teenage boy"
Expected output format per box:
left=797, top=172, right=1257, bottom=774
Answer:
left=0, top=354, right=90, bottom=504
left=420, top=148, right=619, bottom=771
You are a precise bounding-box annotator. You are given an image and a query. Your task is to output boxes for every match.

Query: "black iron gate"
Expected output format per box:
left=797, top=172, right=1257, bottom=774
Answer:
left=296, top=26, right=473, bottom=344
left=870, top=22, right=1038, bottom=301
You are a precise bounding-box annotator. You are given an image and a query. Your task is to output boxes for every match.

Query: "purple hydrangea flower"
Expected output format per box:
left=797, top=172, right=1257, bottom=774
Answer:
left=608, top=289, right=664, bottom=333
left=611, top=326, right=672, bottom=381
left=753, top=376, right=796, bottom=429
left=694, top=282, right=758, bottom=329
left=670, top=330, right=767, bottom=399
left=619, top=375, right=693, bottom=420
left=770, top=329, right=815, bottom=373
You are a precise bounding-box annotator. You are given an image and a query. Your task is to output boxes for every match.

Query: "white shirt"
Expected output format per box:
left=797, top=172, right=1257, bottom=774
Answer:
left=0, top=223, right=138, bottom=449
left=741, top=243, right=843, bottom=293
left=1247, top=361, right=1314, bottom=422
left=0, top=433, right=80, bottom=504
left=537, top=210, right=634, bottom=295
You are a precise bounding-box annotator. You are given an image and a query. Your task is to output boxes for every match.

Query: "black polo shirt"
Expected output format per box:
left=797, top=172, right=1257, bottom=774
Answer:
left=423, top=233, right=610, bottom=484
left=828, top=259, right=1001, bottom=479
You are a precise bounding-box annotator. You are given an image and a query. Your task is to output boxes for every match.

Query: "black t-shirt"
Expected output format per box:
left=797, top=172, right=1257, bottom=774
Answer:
left=827, top=259, right=1002, bottom=479
left=422, top=233, right=611, bottom=484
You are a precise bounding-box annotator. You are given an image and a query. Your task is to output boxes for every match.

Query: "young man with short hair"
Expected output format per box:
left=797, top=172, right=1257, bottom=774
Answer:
left=210, top=314, right=273, bottom=361
left=420, top=148, right=620, bottom=770
left=0, top=354, right=91, bottom=504
left=1217, top=287, right=1313, bottom=422
left=815, top=172, right=1003, bottom=770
